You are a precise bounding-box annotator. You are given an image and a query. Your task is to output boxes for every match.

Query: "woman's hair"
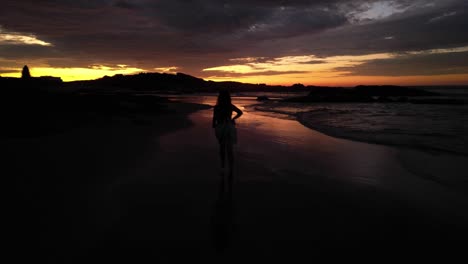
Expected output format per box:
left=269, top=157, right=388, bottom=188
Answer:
left=216, top=90, right=231, bottom=107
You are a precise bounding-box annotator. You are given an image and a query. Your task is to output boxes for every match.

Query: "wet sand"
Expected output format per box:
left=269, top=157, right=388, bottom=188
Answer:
left=6, top=99, right=468, bottom=262
left=89, top=102, right=468, bottom=261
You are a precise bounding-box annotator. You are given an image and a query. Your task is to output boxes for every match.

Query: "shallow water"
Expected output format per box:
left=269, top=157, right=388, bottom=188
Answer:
left=155, top=95, right=468, bottom=223
left=249, top=95, right=468, bottom=156
left=163, top=93, right=468, bottom=194
left=164, top=92, right=468, bottom=156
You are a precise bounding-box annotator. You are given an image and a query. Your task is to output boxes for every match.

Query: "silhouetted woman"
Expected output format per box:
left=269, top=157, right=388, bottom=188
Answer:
left=212, top=90, right=243, bottom=175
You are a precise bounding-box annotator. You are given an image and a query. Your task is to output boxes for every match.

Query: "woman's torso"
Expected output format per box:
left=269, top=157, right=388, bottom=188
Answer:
left=214, top=104, right=233, bottom=124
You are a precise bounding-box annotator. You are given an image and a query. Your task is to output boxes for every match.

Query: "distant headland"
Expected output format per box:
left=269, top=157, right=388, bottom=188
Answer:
left=1, top=65, right=467, bottom=105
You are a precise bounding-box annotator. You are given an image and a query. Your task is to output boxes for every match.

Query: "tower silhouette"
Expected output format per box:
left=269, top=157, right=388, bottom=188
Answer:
left=22, top=65, right=31, bottom=79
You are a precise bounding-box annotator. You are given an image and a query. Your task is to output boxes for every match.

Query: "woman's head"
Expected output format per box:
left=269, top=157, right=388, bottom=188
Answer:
left=217, top=90, right=231, bottom=106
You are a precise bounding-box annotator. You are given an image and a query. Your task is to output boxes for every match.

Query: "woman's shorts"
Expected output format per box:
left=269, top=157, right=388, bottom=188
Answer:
left=215, top=122, right=237, bottom=144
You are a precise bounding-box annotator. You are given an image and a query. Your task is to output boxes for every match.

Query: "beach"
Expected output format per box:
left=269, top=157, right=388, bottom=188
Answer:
left=6, top=97, right=468, bottom=262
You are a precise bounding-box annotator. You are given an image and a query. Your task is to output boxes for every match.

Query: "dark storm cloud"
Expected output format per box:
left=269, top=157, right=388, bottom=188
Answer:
left=240, top=7, right=347, bottom=40
left=247, top=0, right=468, bottom=57
left=0, top=45, right=61, bottom=59
left=0, top=0, right=467, bottom=78
left=114, top=1, right=138, bottom=10
left=139, top=0, right=347, bottom=36
left=0, top=0, right=350, bottom=72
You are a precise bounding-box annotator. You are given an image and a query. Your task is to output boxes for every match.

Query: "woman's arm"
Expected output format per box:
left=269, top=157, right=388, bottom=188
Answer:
left=231, top=104, right=243, bottom=121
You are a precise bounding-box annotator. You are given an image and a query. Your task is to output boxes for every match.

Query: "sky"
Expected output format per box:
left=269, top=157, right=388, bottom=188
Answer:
left=1, top=0, right=467, bottom=86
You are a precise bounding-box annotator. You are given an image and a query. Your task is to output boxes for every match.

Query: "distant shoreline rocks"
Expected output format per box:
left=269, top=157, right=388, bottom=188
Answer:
left=256, top=96, right=270, bottom=101
left=283, top=85, right=466, bottom=105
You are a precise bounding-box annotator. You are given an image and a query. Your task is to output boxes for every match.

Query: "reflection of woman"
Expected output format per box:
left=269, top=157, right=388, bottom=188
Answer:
left=212, top=90, right=243, bottom=173
left=211, top=173, right=234, bottom=252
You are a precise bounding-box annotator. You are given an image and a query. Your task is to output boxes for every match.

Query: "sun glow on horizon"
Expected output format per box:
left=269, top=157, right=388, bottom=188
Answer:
left=202, top=46, right=468, bottom=86
left=204, top=53, right=394, bottom=75
left=204, top=73, right=468, bottom=87
left=0, top=65, right=145, bottom=81
left=1, top=46, right=468, bottom=85
left=202, top=52, right=396, bottom=86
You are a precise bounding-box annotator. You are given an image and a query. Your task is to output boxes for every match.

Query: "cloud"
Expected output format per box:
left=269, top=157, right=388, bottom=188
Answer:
left=0, top=27, right=52, bottom=46
left=341, top=0, right=413, bottom=23
left=0, top=68, right=19, bottom=74
left=280, top=1, right=468, bottom=58
left=114, top=1, right=138, bottom=10
left=240, top=6, right=347, bottom=39
left=202, top=53, right=395, bottom=79
left=428, top=11, right=457, bottom=23
left=299, top=60, right=328, bottom=64
left=201, top=45, right=468, bottom=85
left=0, top=0, right=467, bottom=83
left=337, top=49, right=468, bottom=76
left=203, top=70, right=310, bottom=78
left=154, top=66, right=179, bottom=73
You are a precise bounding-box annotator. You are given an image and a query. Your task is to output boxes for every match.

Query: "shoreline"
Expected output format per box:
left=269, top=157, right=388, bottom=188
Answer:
left=295, top=111, right=468, bottom=195
left=295, top=111, right=468, bottom=157
left=245, top=97, right=467, bottom=158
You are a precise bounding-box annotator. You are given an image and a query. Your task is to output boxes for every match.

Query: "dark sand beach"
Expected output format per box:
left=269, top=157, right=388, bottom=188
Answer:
left=3, top=0, right=468, bottom=261
left=6, top=97, right=468, bottom=262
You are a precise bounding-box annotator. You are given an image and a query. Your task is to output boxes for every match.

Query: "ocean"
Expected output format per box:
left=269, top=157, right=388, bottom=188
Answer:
left=246, top=87, right=468, bottom=156
left=160, top=87, right=468, bottom=157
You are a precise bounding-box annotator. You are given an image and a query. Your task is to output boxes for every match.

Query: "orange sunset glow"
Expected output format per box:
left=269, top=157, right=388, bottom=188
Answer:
left=202, top=48, right=468, bottom=86
left=204, top=73, right=468, bottom=87
left=0, top=65, right=145, bottom=82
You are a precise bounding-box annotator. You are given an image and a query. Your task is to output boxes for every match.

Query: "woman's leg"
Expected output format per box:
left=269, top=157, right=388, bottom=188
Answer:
left=219, top=142, right=226, bottom=169
left=226, top=142, right=234, bottom=193
left=227, top=142, right=234, bottom=178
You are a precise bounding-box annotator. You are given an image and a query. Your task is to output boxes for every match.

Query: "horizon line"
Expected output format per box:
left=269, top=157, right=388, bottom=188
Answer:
left=1, top=71, right=468, bottom=88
